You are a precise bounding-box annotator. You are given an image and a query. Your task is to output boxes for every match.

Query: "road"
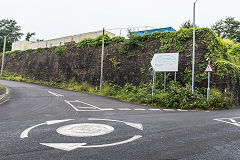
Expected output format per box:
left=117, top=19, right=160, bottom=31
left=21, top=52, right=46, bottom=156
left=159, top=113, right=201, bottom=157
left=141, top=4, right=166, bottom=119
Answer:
left=1, top=79, right=240, bottom=160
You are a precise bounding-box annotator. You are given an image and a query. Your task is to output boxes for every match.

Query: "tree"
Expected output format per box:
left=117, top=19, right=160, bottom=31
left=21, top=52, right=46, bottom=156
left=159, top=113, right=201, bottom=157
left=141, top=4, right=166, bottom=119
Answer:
left=25, top=32, right=36, bottom=41
left=0, top=19, right=23, bottom=52
left=211, top=17, right=240, bottom=42
left=181, top=20, right=198, bottom=29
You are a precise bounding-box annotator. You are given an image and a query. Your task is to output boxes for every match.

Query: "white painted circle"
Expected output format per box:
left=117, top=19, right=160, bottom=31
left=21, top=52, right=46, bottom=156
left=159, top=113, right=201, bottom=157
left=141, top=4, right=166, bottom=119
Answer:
left=56, top=123, right=114, bottom=137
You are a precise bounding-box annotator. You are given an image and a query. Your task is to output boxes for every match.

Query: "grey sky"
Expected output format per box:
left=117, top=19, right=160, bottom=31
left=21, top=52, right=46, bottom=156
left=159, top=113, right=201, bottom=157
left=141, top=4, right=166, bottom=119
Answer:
left=0, top=0, right=239, bottom=40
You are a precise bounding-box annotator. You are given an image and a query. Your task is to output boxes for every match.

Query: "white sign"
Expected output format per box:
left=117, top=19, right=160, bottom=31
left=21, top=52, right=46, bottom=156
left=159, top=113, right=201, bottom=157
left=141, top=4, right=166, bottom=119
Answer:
left=151, top=53, right=179, bottom=72
left=204, top=64, right=213, bottom=72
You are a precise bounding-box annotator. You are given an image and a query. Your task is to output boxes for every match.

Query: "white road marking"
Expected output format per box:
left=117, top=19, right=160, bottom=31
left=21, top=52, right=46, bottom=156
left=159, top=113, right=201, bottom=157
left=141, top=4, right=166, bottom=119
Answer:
left=177, top=109, right=189, bottom=112
left=148, top=109, right=161, bottom=111
left=229, top=118, right=237, bottom=123
left=56, top=123, right=114, bottom=137
left=64, top=100, right=114, bottom=111
left=100, top=108, right=115, bottom=111
left=64, top=100, right=80, bottom=111
left=214, top=117, right=240, bottom=127
left=20, top=119, right=74, bottom=138
left=40, top=143, right=87, bottom=151
left=20, top=122, right=45, bottom=138
left=72, top=100, right=102, bottom=110
left=40, top=135, right=142, bottom=151
left=63, top=99, right=200, bottom=112
left=88, top=118, right=143, bottom=131
left=48, top=91, right=64, bottom=97
left=134, top=109, right=146, bottom=111
left=163, top=109, right=175, bottom=111
left=118, top=108, right=131, bottom=110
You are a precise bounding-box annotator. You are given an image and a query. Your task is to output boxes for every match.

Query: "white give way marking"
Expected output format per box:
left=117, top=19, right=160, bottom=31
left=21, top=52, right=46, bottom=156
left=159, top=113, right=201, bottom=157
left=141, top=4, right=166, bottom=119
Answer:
left=64, top=100, right=114, bottom=111
left=214, top=117, right=240, bottom=127
left=48, top=91, right=64, bottom=97
left=48, top=91, right=196, bottom=112
left=20, top=118, right=143, bottom=151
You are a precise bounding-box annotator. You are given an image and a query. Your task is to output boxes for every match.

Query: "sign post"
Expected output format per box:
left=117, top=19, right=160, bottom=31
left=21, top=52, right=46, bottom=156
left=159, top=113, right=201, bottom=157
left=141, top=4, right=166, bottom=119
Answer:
left=152, top=70, right=156, bottom=96
left=204, top=58, right=213, bottom=101
left=151, top=53, right=179, bottom=96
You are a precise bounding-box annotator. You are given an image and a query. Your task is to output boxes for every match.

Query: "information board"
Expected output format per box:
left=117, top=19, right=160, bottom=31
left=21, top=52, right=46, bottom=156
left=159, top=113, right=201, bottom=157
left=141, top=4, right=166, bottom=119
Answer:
left=151, top=53, right=179, bottom=72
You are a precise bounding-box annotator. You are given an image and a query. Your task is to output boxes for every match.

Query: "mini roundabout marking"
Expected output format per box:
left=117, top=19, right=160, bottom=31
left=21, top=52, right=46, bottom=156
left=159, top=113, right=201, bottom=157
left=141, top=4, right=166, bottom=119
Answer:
left=20, top=118, right=143, bottom=151
left=56, top=123, right=114, bottom=137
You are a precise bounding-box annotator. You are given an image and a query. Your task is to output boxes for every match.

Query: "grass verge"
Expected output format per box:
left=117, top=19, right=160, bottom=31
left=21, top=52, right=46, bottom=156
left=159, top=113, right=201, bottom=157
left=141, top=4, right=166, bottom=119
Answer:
left=0, top=71, right=234, bottom=110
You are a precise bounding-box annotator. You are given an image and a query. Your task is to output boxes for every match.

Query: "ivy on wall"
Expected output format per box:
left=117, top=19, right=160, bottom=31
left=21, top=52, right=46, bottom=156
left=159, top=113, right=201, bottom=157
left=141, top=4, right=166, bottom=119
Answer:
left=1, top=28, right=240, bottom=86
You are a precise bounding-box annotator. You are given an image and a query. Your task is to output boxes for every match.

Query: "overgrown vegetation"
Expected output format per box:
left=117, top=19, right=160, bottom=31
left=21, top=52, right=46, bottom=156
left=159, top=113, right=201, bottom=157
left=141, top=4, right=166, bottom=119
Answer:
left=53, top=45, right=67, bottom=56
left=109, top=57, right=120, bottom=70
left=0, top=71, right=232, bottom=110
left=0, top=84, right=6, bottom=89
left=0, top=27, right=239, bottom=109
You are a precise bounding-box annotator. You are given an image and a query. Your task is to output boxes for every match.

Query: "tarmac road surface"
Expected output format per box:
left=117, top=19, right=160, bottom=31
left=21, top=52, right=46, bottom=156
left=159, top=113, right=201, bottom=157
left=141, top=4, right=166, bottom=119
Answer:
left=1, top=79, right=240, bottom=160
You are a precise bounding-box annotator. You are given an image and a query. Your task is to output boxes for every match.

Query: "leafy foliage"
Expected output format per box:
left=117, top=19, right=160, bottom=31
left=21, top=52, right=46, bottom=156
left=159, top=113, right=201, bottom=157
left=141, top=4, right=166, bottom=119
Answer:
left=53, top=45, right=67, bottom=56
left=181, top=20, right=198, bottom=29
left=0, top=19, right=23, bottom=51
left=109, top=57, right=120, bottom=70
left=110, top=36, right=125, bottom=43
left=0, top=71, right=233, bottom=110
left=211, top=17, right=240, bottom=42
left=35, top=47, right=46, bottom=53
left=25, top=32, right=36, bottom=41
left=75, top=34, right=111, bottom=48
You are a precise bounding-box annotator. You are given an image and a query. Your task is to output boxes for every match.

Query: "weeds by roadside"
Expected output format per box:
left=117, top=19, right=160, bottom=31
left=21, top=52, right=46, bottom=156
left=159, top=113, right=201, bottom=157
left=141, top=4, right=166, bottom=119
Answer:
left=0, top=71, right=232, bottom=110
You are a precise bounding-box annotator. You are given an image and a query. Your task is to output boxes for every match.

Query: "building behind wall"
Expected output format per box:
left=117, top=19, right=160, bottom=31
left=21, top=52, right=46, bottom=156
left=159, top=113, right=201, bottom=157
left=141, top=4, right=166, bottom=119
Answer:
left=12, top=30, right=115, bottom=51
left=133, top=27, right=176, bottom=36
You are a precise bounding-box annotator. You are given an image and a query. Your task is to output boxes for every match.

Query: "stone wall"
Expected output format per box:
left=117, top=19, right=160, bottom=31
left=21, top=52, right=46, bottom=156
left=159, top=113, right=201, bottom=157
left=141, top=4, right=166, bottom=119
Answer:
left=3, top=36, right=240, bottom=105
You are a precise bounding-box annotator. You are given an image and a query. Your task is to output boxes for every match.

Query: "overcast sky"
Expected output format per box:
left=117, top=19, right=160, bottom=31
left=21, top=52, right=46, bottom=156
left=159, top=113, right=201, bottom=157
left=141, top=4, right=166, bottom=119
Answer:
left=0, top=0, right=239, bottom=40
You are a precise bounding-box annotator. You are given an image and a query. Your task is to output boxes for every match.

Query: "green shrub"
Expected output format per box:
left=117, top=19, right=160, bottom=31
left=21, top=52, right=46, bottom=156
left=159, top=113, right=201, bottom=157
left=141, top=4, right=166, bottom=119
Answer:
left=111, top=36, right=125, bottom=43
left=230, top=43, right=240, bottom=56
left=26, top=49, right=34, bottom=52
left=109, top=57, right=120, bottom=70
left=3, top=50, right=22, bottom=57
left=76, top=82, right=93, bottom=92
left=98, top=82, right=121, bottom=97
left=165, top=83, right=207, bottom=109
left=208, top=89, right=230, bottom=109
left=154, top=91, right=169, bottom=106
left=54, top=45, right=67, bottom=56
left=0, top=71, right=233, bottom=110
left=35, top=48, right=45, bottom=53
left=76, top=34, right=111, bottom=48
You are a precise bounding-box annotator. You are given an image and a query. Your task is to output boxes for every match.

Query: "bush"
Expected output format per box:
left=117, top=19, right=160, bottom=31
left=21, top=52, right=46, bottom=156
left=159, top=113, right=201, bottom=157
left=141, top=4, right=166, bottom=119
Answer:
left=76, top=82, right=93, bottom=92
left=35, top=47, right=46, bottom=53
left=111, top=36, right=125, bottom=43
left=98, top=82, right=121, bottom=97
left=165, top=83, right=207, bottom=109
left=154, top=91, right=169, bottom=106
left=208, top=89, right=230, bottom=109
left=76, top=34, right=111, bottom=48
left=54, top=45, right=67, bottom=56
left=0, top=70, right=233, bottom=110
left=26, top=49, right=34, bottom=52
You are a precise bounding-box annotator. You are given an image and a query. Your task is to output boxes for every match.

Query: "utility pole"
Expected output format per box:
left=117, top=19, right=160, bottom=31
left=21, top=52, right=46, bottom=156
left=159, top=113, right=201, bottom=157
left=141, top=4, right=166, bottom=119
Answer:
left=1, top=36, right=7, bottom=76
left=192, top=0, right=198, bottom=93
left=207, top=59, right=211, bottom=101
left=100, top=28, right=105, bottom=90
